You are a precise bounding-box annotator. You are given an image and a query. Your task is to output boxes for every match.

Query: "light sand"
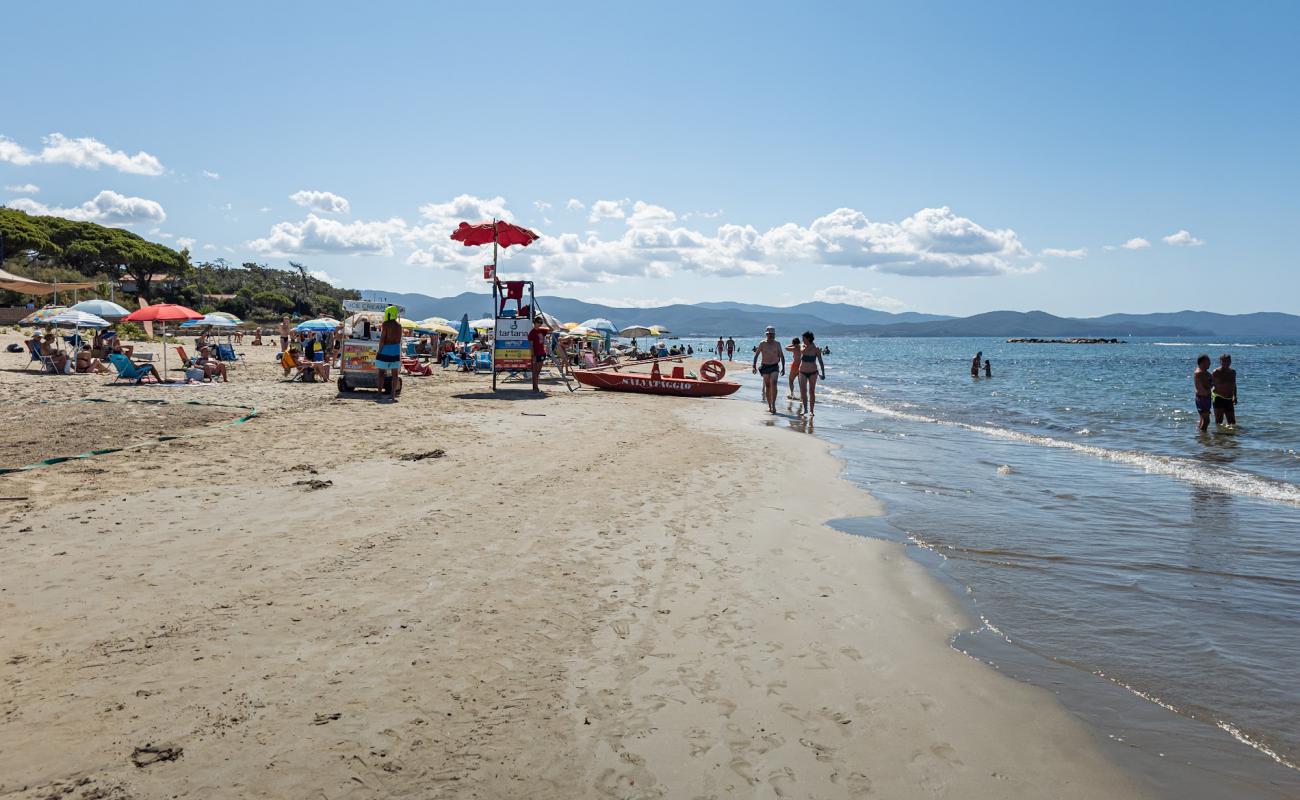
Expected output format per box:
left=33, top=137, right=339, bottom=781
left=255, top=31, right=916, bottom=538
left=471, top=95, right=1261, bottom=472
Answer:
left=0, top=333, right=1152, bottom=798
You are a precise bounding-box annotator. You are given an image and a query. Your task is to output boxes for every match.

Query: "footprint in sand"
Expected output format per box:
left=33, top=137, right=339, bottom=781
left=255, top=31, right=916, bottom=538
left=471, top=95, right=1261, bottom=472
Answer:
left=769, top=766, right=797, bottom=797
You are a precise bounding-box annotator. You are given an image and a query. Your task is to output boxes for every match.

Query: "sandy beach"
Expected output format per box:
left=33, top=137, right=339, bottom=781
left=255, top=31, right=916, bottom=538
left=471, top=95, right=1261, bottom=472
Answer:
left=0, top=333, right=1151, bottom=799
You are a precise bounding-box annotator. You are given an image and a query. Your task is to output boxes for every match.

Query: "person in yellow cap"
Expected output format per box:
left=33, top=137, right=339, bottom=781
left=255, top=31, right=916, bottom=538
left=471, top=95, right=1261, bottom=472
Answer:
left=375, top=305, right=403, bottom=401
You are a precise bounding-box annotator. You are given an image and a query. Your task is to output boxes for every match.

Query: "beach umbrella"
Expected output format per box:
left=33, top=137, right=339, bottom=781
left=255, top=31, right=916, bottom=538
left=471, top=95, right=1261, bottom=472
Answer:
left=579, top=318, right=617, bottom=334
left=124, top=303, right=203, bottom=378
left=18, top=306, right=70, bottom=326
left=397, top=317, right=422, bottom=330
left=456, top=314, right=475, bottom=344
left=649, top=324, right=672, bottom=337
left=422, top=321, right=458, bottom=336
left=450, top=219, right=541, bottom=278
left=469, top=317, right=495, bottom=330
left=619, top=325, right=653, bottom=339
left=47, top=309, right=111, bottom=329
left=181, top=314, right=238, bottom=328
left=562, top=321, right=579, bottom=330
left=538, top=311, right=563, bottom=331
left=208, top=311, right=243, bottom=324
left=70, top=299, right=130, bottom=320
left=418, top=316, right=450, bottom=329
left=294, top=318, right=339, bottom=332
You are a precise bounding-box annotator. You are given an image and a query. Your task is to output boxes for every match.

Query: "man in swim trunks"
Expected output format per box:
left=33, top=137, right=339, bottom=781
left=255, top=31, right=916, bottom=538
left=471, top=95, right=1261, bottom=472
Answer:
left=279, top=316, right=291, bottom=351
left=527, top=314, right=551, bottom=393
left=1211, top=353, right=1237, bottom=427
left=752, top=326, right=785, bottom=414
left=375, top=306, right=403, bottom=402
left=726, top=337, right=736, bottom=362
left=1194, top=353, right=1213, bottom=431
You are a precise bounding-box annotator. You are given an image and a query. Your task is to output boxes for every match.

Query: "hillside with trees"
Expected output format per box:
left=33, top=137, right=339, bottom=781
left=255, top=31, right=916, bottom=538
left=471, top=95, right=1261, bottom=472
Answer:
left=0, top=207, right=358, bottom=320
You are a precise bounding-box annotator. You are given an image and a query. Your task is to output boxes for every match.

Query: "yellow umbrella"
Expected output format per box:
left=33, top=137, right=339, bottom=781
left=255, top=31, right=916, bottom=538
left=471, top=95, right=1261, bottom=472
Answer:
left=397, top=317, right=421, bottom=330
left=425, top=322, right=458, bottom=336
left=562, top=321, right=579, bottom=330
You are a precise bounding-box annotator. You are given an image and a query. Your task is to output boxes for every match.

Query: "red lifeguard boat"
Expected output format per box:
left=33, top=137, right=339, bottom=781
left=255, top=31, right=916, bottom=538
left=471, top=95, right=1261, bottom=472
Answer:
left=572, top=358, right=740, bottom=398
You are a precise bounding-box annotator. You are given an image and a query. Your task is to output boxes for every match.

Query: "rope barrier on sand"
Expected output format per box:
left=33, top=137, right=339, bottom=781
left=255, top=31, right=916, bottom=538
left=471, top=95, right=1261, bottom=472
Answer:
left=0, top=399, right=259, bottom=475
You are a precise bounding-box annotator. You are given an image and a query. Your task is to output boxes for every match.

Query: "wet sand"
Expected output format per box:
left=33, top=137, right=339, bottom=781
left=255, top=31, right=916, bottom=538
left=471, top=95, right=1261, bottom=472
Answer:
left=0, top=333, right=1151, bottom=798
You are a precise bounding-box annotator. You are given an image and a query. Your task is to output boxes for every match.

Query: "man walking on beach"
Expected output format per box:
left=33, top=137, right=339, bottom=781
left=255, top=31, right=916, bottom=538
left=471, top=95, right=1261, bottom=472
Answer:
left=1212, top=353, right=1238, bottom=427
left=375, top=306, right=403, bottom=402
left=752, top=326, right=785, bottom=414
left=716, top=336, right=724, bottom=358
left=1194, top=353, right=1213, bottom=431
left=726, top=337, right=736, bottom=361
left=280, top=316, right=291, bottom=352
left=528, top=314, right=551, bottom=393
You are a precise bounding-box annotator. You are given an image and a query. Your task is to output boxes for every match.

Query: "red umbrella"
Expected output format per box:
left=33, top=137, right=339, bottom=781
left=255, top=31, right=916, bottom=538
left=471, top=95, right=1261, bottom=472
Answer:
left=124, top=303, right=203, bottom=379
left=124, top=303, right=204, bottom=323
left=450, top=219, right=540, bottom=280
left=450, top=220, right=539, bottom=249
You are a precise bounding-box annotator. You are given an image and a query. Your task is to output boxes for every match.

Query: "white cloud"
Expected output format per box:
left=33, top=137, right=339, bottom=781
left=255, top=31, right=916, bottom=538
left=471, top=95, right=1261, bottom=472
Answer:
left=176, top=237, right=196, bottom=250
left=0, top=133, right=164, bottom=175
left=290, top=189, right=350, bottom=214
left=1040, top=247, right=1087, bottom=258
left=588, top=198, right=628, bottom=223
left=202, top=244, right=217, bottom=251
left=9, top=190, right=166, bottom=226
left=565, top=198, right=585, bottom=212
left=202, top=170, right=220, bottom=180
left=626, top=201, right=677, bottom=229
left=1120, top=237, right=1151, bottom=250
left=533, top=200, right=552, bottom=213
left=4, top=183, right=39, bottom=194
left=148, top=227, right=173, bottom=239
left=811, top=285, right=906, bottom=311
left=401, top=196, right=1032, bottom=285
left=248, top=213, right=406, bottom=256
left=259, top=206, right=271, bottom=213
left=1162, top=229, right=1203, bottom=247
left=309, top=270, right=342, bottom=287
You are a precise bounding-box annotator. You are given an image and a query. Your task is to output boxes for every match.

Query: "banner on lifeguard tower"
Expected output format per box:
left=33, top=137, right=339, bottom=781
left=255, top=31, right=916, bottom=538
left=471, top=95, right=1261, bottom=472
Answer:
left=493, top=316, right=531, bottom=370
left=483, top=264, right=495, bottom=280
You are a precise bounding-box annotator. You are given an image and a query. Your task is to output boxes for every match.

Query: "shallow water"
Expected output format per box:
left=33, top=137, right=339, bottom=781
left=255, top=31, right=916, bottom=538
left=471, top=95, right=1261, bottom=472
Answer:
left=697, top=336, right=1300, bottom=796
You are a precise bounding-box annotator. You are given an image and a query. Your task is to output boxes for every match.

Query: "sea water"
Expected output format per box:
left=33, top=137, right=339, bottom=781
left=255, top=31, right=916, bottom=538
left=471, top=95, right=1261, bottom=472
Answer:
left=696, top=336, right=1300, bottom=797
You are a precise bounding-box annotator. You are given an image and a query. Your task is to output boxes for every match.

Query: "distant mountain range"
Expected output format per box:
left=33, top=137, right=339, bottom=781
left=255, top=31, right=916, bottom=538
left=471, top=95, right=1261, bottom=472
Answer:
left=362, top=290, right=1300, bottom=338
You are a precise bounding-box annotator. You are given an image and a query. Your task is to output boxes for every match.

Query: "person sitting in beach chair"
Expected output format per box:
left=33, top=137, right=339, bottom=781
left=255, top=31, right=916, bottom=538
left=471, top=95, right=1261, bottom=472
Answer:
left=107, top=353, right=162, bottom=384
left=75, top=346, right=109, bottom=374
left=101, top=329, right=134, bottom=360
left=195, top=346, right=229, bottom=382
left=25, top=335, right=61, bottom=373
left=39, top=334, right=70, bottom=373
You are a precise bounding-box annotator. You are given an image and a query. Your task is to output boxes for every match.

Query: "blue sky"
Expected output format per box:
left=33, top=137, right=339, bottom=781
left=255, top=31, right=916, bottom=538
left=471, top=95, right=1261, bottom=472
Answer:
left=2, top=2, right=1297, bottom=316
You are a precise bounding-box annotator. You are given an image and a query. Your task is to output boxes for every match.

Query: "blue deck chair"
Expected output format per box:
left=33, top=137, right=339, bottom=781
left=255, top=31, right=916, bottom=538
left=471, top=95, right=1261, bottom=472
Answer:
left=474, top=351, right=493, bottom=372
left=215, top=343, right=240, bottom=362
left=26, top=341, right=57, bottom=373
left=108, top=353, right=157, bottom=384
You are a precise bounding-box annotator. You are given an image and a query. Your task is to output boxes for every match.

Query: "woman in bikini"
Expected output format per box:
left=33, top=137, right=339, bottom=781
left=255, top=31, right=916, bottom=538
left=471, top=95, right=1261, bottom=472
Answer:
left=797, top=330, right=825, bottom=417
left=785, top=336, right=802, bottom=400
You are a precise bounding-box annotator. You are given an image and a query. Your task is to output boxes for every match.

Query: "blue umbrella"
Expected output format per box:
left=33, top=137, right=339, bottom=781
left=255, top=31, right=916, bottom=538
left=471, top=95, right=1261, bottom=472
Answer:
left=295, top=318, right=338, bottom=332
left=456, top=313, right=474, bottom=344
left=70, top=299, right=130, bottom=319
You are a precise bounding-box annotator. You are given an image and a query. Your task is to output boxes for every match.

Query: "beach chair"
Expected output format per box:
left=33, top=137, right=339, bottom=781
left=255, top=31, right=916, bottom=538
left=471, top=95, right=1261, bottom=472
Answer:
left=174, top=345, right=196, bottom=368
left=402, top=357, right=432, bottom=376
left=474, top=351, right=493, bottom=373
left=108, top=353, right=157, bottom=384
left=215, top=343, right=242, bottom=364
left=26, top=341, right=57, bottom=373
